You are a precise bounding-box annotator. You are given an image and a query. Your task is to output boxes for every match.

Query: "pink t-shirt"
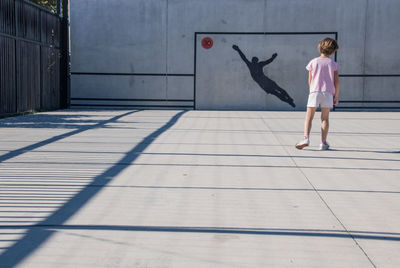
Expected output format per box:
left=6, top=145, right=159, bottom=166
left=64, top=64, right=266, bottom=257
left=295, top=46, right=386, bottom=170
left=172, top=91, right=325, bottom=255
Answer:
left=306, top=57, right=338, bottom=95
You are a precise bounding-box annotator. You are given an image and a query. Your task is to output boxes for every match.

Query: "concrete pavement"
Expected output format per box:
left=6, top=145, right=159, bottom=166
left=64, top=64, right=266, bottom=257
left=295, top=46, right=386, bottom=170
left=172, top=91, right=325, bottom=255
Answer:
left=0, top=109, right=399, bottom=267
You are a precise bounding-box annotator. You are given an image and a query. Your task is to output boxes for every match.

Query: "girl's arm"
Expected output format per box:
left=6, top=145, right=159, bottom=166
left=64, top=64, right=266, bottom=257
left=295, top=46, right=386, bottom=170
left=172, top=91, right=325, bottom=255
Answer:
left=308, top=71, right=312, bottom=86
left=334, top=70, right=340, bottom=105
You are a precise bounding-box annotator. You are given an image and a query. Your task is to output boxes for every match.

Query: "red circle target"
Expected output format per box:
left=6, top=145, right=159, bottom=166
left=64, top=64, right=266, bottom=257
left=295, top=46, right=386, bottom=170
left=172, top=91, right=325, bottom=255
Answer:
left=201, top=37, right=213, bottom=49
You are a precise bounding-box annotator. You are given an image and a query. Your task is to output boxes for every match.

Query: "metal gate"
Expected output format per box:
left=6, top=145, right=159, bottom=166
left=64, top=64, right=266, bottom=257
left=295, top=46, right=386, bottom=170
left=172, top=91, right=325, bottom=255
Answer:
left=0, top=0, right=63, bottom=115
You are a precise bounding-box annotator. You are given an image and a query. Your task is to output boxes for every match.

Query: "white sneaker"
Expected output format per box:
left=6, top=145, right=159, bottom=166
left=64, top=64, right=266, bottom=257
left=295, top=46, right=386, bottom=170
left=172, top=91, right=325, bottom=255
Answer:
left=295, top=139, right=309, bottom=149
left=319, top=142, right=330, bottom=150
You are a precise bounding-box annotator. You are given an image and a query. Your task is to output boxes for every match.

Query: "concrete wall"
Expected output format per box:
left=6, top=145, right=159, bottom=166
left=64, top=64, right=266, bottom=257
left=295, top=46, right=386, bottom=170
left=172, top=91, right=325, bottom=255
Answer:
left=70, top=0, right=400, bottom=110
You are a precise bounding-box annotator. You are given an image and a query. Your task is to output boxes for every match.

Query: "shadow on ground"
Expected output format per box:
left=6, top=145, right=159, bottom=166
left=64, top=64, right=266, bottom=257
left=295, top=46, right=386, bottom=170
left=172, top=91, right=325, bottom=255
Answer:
left=0, top=110, right=186, bottom=267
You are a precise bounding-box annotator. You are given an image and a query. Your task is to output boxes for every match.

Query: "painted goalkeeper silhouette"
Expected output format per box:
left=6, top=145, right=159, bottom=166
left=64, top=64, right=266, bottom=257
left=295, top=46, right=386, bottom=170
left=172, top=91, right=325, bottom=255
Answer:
left=232, top=45, right=296, bottom=107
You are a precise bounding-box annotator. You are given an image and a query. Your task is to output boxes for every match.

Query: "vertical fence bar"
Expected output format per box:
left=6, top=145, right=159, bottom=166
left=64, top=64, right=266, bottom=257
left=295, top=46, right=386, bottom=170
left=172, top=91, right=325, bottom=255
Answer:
left=57, top=0, right=61, bottom=16
left=0, top=0, right=17, bottom=114
left=39, top=9, right=43, bottom=109
left=0, top=36, right=16, bottom=113
left=60, top=0, right=70, bottom=108
left=14, top=0, right=19, bottom=112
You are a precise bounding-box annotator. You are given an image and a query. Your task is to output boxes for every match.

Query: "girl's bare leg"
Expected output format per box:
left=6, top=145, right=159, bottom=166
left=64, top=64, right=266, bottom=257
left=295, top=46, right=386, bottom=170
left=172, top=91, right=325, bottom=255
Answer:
left=304, top=107, right=317, bottom=138
left=321, top=108, right=330, bottom=143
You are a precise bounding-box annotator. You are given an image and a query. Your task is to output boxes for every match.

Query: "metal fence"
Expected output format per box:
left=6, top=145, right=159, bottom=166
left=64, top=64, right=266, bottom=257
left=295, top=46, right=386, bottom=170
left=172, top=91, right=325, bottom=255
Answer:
left=0, top=0, right=61, bottom=115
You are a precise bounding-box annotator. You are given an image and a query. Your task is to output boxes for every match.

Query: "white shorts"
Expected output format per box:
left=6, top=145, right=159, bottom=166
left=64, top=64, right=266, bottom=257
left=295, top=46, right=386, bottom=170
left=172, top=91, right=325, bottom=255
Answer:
left=307, top=92, right=333, bottom=108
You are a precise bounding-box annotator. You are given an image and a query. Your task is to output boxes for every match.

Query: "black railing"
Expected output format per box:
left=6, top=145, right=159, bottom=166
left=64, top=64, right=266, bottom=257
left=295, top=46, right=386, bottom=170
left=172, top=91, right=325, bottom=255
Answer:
left=0, top=0, right=62, bottom=115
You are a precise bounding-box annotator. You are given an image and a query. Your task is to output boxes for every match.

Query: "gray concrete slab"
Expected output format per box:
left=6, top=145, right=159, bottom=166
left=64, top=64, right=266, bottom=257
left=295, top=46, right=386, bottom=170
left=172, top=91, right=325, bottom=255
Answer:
left=365, top=0, right=400, bottom=74
left=264, top=0, right=367, bottom=74
left=0, top=110, right=399, bottom=267
left=167, top=0, right=265, bottom=74
left=196, top=33, right=335, bottom=110
left=71, top=75, right=168, bottom=99
left=70, top=0, right=167, bottom=74
left=70, top=0, right=400, bottom=109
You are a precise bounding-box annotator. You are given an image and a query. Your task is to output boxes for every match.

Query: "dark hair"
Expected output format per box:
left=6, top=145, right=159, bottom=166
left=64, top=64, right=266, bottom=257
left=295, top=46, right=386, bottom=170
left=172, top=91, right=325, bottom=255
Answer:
left=318, top=38, right=339, bottom=56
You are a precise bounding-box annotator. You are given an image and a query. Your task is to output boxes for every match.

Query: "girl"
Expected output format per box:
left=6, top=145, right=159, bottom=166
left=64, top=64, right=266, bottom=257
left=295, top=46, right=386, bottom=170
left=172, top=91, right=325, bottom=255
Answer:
left=296, top=38, right=340, bottom=150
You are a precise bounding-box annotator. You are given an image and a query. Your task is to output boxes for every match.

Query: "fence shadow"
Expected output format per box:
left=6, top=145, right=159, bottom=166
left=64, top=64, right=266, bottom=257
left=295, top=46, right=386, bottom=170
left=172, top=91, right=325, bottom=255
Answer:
left=0, top=110, right=186, bottom=267
left=0, top=110, right=140, bottom=163
left=0, top=113, right=104, bottom=129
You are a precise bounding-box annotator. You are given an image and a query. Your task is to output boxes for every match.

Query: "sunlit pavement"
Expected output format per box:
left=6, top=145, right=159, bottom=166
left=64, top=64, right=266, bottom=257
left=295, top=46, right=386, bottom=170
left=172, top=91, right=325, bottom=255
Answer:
left=0, top=109, right=399, bottom=267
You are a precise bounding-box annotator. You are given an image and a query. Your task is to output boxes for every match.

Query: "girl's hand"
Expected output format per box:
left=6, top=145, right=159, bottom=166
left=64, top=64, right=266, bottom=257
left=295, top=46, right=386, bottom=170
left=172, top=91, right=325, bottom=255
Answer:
left=334, top=97, right=339, bottom=105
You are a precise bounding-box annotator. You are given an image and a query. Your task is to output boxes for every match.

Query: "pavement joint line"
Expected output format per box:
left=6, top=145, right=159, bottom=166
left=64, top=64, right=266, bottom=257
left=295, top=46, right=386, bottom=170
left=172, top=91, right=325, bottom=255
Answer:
left=1, top=184, right=400, bottom=194
left=3, top=151, right=399, bottom=162
left=0, top=225, right=399, bottom=241
left=2, top=161, right=400, bottom=171
left=260, top=117, right=377, bottom=268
